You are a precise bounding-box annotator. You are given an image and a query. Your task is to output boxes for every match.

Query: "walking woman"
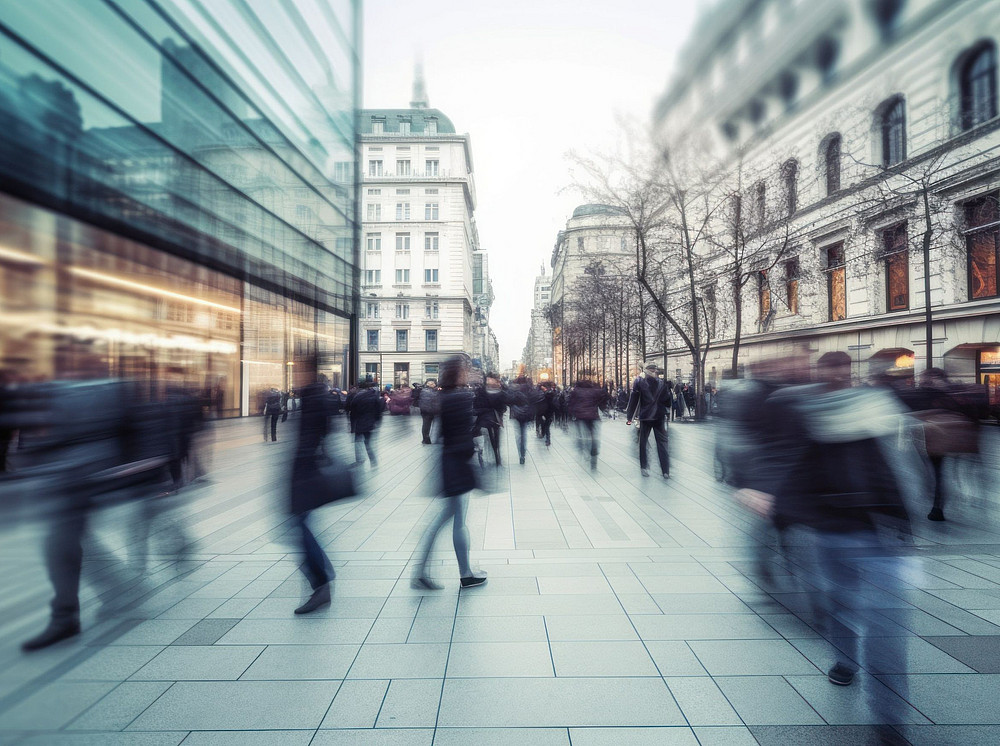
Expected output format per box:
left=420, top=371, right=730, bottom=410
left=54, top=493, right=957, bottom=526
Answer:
left=412, top=355, right=487, bottom=590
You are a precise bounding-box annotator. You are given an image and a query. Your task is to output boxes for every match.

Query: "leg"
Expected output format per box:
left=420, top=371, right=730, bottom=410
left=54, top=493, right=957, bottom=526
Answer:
left=298, top=513, right=332, bottom=590
left=421, top=414, right=433, bottom=444
left=928, top=456, right=945, bottom=520
left=638, top=422, right=651, bottom=471
left=652, top=420, right=670, bottom=476
left=364, top=432, right=377, bottom=466
left=46, top=507, right=86, bottom=624
left=488, top=425, right=501, bottom=465
left=270, top=414, right=278, bottom=441
left=449, top=494, right=472, bottom=577
left=416, top=497, right=459, bottom=577
left=354, top=432, right=365, bottom=464
left=516, top=421, right=527, bottom=462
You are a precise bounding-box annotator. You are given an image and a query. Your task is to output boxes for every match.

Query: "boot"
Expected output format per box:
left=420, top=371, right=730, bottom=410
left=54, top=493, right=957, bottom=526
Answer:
left=294, top=583, right=331, bottom=615
left=22, top=619, right=81, bottom=651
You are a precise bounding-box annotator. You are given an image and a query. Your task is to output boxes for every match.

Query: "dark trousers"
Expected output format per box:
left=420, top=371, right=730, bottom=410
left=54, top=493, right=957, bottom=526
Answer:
left=638, top=419, right=669, bottom=474
left=265, top=414, right=279, bottom=441
left=514, top=419, right=530, bottom=461
left=484, top=423, right=501, bottom=465
left=540, top=414, right=553, bottom=445
left=576, top=419, right=599, bottom=457
left=930, top=455, right=945, bottom=512
left=298, top=513, right=333, bottom=590
left=421, top=414, right=435, bottom=444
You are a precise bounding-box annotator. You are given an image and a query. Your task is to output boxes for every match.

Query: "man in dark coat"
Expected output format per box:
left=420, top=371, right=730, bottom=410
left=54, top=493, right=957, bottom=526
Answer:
left=568, top=372, right=609, bottom=470
left=626, top=363, right=672, bottom=478
left=418, top=378, right=441, bottom=445
left=474, top=373, right=507, bottom=466
left=347, top=379, right=381, bottom=467
left=289, top=378, right=338, bottom=614
left=262, top=387, right=284, bottom=442
left=509, top=376, right=540, bottom=465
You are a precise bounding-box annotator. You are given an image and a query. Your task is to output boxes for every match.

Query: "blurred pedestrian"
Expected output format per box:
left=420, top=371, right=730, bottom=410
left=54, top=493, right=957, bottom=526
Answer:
left=568, top=370, right=608, bottom=470
left=289, top=377, right=338, bottom=614
left=418, top=378, right=441, bottom=444
left=537, top=381, right=557, bottom=446
left=412, top=355, right=487, bottom=590
left=347, top=378, right=381, bottom=467
left=262, top=387, right=284, bottom=442
left=509, top=376, right=539, bottom=465
left=626, top=363, right=672, bottom=478
left=474, top=373, right=507, bottom=466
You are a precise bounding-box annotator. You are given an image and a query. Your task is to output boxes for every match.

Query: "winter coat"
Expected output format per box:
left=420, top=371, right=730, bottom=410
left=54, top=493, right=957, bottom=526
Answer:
left=509, top=383, right=540, bottom=422
left=348, top=387, right=382, bottom=433
left=568, top=381, right=609, bottom=421
left=289, top=382, right=334, bottom=514
left=439, top=389, right=478, bottom=497
left=474, top=387, right=507, bottom=429
left=626, top=375, right=672, bottom=422
left=263, top=391, right=284, bottom=415
left=388, top=388, right=413, bottom=415
left=418, top=386, right=441, bottom=416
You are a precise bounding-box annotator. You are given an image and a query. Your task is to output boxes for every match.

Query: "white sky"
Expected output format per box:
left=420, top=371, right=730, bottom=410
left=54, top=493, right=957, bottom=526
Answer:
left=363, top=0, right=704, bottom=366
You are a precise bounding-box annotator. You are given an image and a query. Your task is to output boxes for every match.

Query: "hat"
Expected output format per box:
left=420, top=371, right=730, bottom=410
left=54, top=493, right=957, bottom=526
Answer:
left=644, top=362, right=659, bottom=373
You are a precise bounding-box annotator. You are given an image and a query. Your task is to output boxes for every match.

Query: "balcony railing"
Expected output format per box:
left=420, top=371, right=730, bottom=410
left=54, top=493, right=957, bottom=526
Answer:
left=365, top=170, right=462, bottom=181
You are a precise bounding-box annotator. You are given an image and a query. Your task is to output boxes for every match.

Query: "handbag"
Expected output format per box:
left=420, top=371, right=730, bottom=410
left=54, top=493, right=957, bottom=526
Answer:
left=292, top=458, right=358, bottom=514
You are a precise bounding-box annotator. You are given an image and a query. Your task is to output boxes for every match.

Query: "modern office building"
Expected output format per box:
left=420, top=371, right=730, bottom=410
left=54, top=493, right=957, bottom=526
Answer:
left=653, top=0, right=1000, bottom=404
left=0, top=0, right=360, bottom=416
left=358, top=74, right=488, bottom=386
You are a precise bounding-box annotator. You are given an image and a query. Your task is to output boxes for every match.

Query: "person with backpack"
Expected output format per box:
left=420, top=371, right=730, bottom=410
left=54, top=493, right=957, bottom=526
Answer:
left=262, top=387, right=284, bottom=442
left=418, top=378, right=441, bottom=444
left=626, top=363, right=672, bottom=478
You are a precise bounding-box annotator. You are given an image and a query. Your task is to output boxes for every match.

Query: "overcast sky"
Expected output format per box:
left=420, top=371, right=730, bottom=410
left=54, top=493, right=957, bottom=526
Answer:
left=363, top=0, right=704, bottom=367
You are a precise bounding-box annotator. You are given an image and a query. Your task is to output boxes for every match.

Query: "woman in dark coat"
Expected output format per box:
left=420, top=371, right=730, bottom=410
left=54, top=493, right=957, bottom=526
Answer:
left=289, top=378, right=337, bottom=614
left=412, top=355, right=487, bottom=590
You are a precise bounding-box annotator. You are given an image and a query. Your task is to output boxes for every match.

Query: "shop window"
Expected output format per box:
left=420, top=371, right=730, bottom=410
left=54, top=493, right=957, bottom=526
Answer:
left=966, top=193, right=1000, bottom=299
left=883, top=223, right=909, bottom=311
left=826, top=243, right=847, bottom=320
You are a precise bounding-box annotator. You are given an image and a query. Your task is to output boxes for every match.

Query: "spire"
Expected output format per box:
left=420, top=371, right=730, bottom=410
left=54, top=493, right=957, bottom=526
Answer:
left=410, top=58, right=428, bottom=109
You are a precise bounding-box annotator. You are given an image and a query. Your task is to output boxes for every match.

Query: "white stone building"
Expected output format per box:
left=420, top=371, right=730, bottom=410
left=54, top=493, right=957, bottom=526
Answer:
left=358, top=82, right=487, bottom=386
left=653, top=0, right=1000, bottom=408
left=520, top=266, right=554, bottom=380
left=549, top=205, right=640, bottom=387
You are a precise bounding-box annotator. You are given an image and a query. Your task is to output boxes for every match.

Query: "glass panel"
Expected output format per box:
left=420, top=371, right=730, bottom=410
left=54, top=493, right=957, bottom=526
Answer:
left=970, top=231, right=999, bottom=299
left=829, top=267, right=846, bottom=320
left=887, top=251, right=909, bottom=310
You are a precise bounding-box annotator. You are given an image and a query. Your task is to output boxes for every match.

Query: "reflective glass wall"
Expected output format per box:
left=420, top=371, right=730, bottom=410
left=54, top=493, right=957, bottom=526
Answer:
left=0, top=0, right=360, bottom=413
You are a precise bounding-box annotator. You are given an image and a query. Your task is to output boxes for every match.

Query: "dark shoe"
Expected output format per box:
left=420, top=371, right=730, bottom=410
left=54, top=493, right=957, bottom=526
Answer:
left=828, top=662, right=855, bottom=686
left=663, top=472, right=670, bottom=480
left=641, top=468, right=650, bottom=477
left=294, top=583, right=330, bottom=615
left=928, top=508, right=945, bottom=521
left=519, top=456, right=525, bottom=465
left=460, top=572, right=488, bottom=588
left=422, top=439, right=432, bottom=445
left=412, top=576, right=444, bottom=590
left=22, top=620, right=81, bottom=651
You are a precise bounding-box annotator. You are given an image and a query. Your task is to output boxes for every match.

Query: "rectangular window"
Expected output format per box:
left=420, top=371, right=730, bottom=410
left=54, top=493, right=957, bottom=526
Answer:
left=425, top=232, right=439, bottom=251
left=424, top=268, right=439, bottom=283
left=425, top=188, right=439, bottom=195
left=366, top=203, right=381, bottom=221
left=371, top=119, right=384, bottom=134
left=758, top=270, right=771, bottom=320
left=425, top=300, right=439, bottom=319
left=425, top=362, right=439, bottom=376
left=425, top=160, right=439, bottom=176
left=704, top=283, right=717, bottom=336
left=334, top=162, right=352, bottom=182
left=366, top=233, right=382, bottom=252
left=395, top=233, right=411, bottom=251
left=395, top=303, right=409, bottom=319
left=366, top=330, right=379, bottom=351
left=364, top=269, right=381, bottom=285
left=365, top=362, right=379, bottom=379
left=883, top=224, right=909, bottom=311
left=826, top=243, right=847, bottom=321
left=396, top=188, right=410, bottom=195
left=967, top=194, right=1000, bottom=300
left=367, top=188, right=381, bottom=196
left=395, top=203, right=410, bottom=221
left=425, top=329, right=438, bottom=352
left=395, top=268, right=411, bottom=284
left=366, top=302, right=380, bottom=318
left=396, top=160, right=411, bottom=176
left=399, top=120, right=411, bottom=135
left=396, top=329, right=408, bottom=352
left=368, top=160, right=383, bottom=177
left=426, top=119, right=438, bottom=135
left=425, top=203, right=439, bottom=220
left=577, top=237, right=584, bottom=251
left=784, top=258, right=799, bottom=314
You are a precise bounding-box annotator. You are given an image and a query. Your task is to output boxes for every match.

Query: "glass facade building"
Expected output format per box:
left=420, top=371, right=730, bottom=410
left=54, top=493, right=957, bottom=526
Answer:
left=0, top=0, right=360, bottom=415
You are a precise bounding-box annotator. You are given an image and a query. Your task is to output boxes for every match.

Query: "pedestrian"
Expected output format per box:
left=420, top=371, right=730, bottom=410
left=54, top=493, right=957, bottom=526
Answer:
left=672, top=383, right=686, bottom=421
left=289, top=377, right=338, bottom=614
left=347, top=378, right=381, bottom=467
left=418, top=378, right=441, bottom=444
left=509, top=376, right=540, bottom=465
left=474, top=373, right=507, bottom=466
left=626, top=363, right=672, bottom=478
left=412, top=355, right=487, bottom=590
left=388, top=383, right=413, bottom=416
left=262, top=387, right=284, bottom=442
left=537, top=381, right=557, bottom=446
left=568, top=370, right=609, bottom=470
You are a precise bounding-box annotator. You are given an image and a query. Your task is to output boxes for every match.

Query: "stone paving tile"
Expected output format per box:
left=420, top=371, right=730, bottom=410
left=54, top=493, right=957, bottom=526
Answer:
left=432, top=728, right=570, bottom=745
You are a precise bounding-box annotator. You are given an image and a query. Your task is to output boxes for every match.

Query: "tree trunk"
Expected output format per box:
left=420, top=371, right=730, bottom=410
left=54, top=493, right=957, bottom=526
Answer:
left=730, top=278, right=743, bottom=378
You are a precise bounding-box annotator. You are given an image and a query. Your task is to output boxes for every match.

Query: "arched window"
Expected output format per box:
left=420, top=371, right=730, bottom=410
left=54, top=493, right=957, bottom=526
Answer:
left=960, top=43, right=998, bottom=130
left=871, top=0, right=905, bottom=40
left=825, top=135, right=842, bottom=195
left=782, top=159, right=798, bottom=215
left=880, top=97, right=906, bottom=167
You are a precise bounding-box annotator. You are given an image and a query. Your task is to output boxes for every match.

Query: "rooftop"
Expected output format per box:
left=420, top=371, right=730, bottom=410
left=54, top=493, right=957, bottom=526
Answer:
left=360, top=108, right=457, bottom=135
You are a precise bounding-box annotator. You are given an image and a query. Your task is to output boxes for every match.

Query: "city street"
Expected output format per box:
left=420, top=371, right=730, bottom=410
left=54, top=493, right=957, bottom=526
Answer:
left=1, top=415, right=1000, bottom=744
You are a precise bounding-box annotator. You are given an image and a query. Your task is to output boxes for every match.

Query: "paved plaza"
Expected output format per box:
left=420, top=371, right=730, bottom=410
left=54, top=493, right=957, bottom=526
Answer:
left=2, top=414, right=1000, bottom=745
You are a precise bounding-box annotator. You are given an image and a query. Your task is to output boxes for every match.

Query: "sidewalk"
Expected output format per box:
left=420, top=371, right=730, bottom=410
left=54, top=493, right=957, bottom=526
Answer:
left=1, top=414, right=1000, bottom=744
